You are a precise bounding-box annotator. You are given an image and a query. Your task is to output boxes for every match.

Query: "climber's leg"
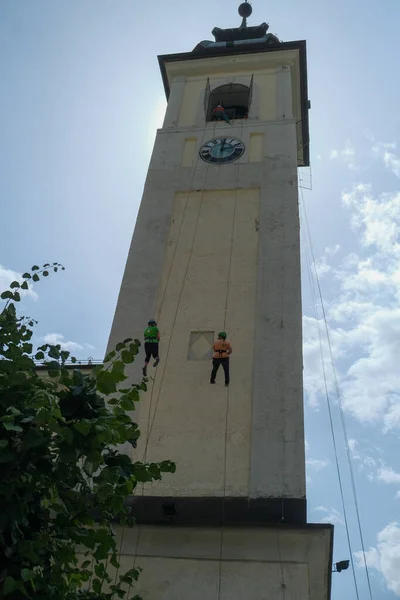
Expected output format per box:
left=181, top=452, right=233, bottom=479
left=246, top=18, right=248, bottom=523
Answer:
left=152, top=343, right=160, bottom=367
left=221, top=358, right=230, bottom=386
left=143, top=342, right=153, bottom=376
left=210, top=358, right=221, bottom=384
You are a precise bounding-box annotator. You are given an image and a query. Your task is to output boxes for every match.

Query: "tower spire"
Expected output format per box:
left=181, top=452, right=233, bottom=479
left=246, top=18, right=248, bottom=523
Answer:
left=238, top=1, right=252, bottom=29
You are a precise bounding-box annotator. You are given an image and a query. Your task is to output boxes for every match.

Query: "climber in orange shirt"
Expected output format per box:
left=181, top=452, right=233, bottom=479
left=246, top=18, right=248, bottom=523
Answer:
left=210, top=332, right=232, bottom=387
left=212, top=104, right=232, bottom=124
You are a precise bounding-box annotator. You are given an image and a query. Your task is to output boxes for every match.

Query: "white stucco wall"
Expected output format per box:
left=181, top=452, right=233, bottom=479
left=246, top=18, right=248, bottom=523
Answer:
left=107, top=48, right=306, bottom=500
left=100, top=525, right=332, bottom=600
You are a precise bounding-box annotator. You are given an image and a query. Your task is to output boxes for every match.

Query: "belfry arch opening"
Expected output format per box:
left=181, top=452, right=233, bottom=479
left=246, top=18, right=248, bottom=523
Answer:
left=206, top=82, right=252, bottom=122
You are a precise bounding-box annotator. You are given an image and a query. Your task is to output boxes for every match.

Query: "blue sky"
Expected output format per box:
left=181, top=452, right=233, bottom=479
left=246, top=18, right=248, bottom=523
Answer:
left=1, top=1, right=400, bottom=598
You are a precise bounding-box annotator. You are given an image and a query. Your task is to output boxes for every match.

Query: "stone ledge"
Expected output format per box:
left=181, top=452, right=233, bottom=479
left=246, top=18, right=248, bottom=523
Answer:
left=127, top=496, right=307, bottom=526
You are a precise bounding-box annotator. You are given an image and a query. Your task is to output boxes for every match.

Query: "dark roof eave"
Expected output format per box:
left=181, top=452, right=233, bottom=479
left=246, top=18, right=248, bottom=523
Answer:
left=158, top=40, right=310, bottom=167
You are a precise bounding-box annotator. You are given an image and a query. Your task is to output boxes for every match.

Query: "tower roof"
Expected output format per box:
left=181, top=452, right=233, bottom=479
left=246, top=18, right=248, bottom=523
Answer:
left=193, top=1, right=280, bottom=53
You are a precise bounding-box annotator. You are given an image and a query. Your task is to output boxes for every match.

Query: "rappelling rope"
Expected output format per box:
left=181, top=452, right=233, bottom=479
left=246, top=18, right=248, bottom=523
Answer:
left=122, top=122, right=217, bottom=597
left=299, top=179, right=370, bottom=600
left=216, top=116, right=247, bottom=600
left=142, top=120, right=217, bottom=461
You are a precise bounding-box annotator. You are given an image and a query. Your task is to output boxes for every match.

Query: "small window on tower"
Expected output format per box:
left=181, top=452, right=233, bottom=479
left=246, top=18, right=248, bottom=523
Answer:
left=206, top=82, right=252, bottom=122
left=188, top=331, right=214, bottom=361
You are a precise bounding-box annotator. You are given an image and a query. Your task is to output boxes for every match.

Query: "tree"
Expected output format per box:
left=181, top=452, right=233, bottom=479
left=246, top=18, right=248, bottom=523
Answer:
left=0, top=264, right=175, bottom=600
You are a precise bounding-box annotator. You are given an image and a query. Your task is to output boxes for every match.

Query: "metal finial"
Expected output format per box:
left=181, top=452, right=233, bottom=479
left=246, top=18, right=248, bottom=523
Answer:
left=238, top=1, right=252, bottom=28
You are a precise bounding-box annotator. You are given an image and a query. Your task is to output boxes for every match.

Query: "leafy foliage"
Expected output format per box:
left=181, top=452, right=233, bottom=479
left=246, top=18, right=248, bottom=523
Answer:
left=0, top=265, right=175, bottom=600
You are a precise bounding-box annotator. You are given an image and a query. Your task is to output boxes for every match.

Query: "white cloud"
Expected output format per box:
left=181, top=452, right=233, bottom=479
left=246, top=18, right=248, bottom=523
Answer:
left=348, top=440, right=400, bottom=485
left=304, top=442, right=330, bottom=483
left=0, top=264, right=38, bottom=300
left=377, top=466, right=400, bottom=485
left=314, top=506, right=344, bottom=526
left=372, top=140, right=400, bottom=178
left=325, top=244, right=341, bottom=257
left=43, top=333, right=84, bottom=353
left=306, top=458, right=330, bottom=471
left=355, top=522, right=400, bottom=596
left=303, top=181, right=400, bottom=430
left=329, top=140, right=358, bottom=170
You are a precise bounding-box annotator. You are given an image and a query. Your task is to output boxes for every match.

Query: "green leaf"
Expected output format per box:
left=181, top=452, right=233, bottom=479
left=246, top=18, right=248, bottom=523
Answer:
left=96, top=373, right=117, bottom=396
left=48, top=346, right=60, bottom=359
left=94, top=563, right=107, bottom=578
left=160, top=460, right=176, bottom=473
left=0, top=361, right=13, bottom=373
left=0, top=290, right=13, bottom=300
left=43, top=270, right=49, bottom=277
left=10, top=281, right=20, bottom=289
left=13, top=292, right=21, bottom=302
left=123, top=338, right=133, bottom=344
left=110, top=553, right=120, bottom=569
left=54, top=266, right=58, bottom=272
left=21, top=281, right=29, bottom=290
left=73, top=369, right=83, bottom=385
left=115, top=342, right=125, bottom=352
left=17, top=356, right=35, bottom=370
left=32, top=274, right=39, bottom=282
left=104, top=349, right=116, bottom=363
left=20, top=416, right=34, bottom=424
left=125, top=568, right=140, bottom=581
left=62, top=427, right=74, bottom=445
left=121, top=349, right=135, bottom=364
left=2, top=422, right=23, bottom=432
left=21, top=569, right=34, bottom=582
left=81, top=560, right=91, bottom=569
left=23, top=429, right=47, bottom=451
left=31, top=265, right=39, bottom=271
left=60, top=350, right=70, bottom=363
left=120, top=396, right=135, bottom=411
left=74, top=420, right=91, bottom=436
left=44, top=263, right=50, bottom=267
left=22, top=273, right=31, bottom=279
left=84, top=458, right=98, bottom=476
left=0, top=440, right=8, bottom=448
left=0, top=452, right=17, bottom=463
left=92, top=579, right=102, bottom=594
left=3, top=576, right=17, bottom=596
left=35, top=351, right=45, bottom=360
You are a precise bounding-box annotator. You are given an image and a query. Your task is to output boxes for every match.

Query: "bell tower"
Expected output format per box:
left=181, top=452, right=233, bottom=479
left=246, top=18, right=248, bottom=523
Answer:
left=107, top=3, right=333, bottom=598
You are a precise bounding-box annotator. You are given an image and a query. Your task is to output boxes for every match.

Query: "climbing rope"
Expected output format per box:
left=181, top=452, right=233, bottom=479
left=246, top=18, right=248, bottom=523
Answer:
left=299, top=180, right=372, bottom=600
left=278, top=159, right=289, bottom=597
left=123, top=122, right=219, bottom=594
left=142, top=120, right=218, bottom=461
left=216, top=116, right=248, bottom=600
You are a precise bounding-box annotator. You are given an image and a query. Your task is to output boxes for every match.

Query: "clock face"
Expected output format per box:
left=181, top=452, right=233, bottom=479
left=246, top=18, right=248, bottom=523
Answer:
left=199, top=137, right=245, bottom=164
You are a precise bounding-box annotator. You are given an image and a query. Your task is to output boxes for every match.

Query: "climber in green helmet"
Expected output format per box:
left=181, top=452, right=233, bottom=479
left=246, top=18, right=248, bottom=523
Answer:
left=143, top=319, right=160, bottom=377
left=210, top=331, right=232, bottom=387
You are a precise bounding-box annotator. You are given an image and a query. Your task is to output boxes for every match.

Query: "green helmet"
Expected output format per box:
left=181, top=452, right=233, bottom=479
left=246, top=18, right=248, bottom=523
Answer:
left=218, top=331, right=227, bottom=339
